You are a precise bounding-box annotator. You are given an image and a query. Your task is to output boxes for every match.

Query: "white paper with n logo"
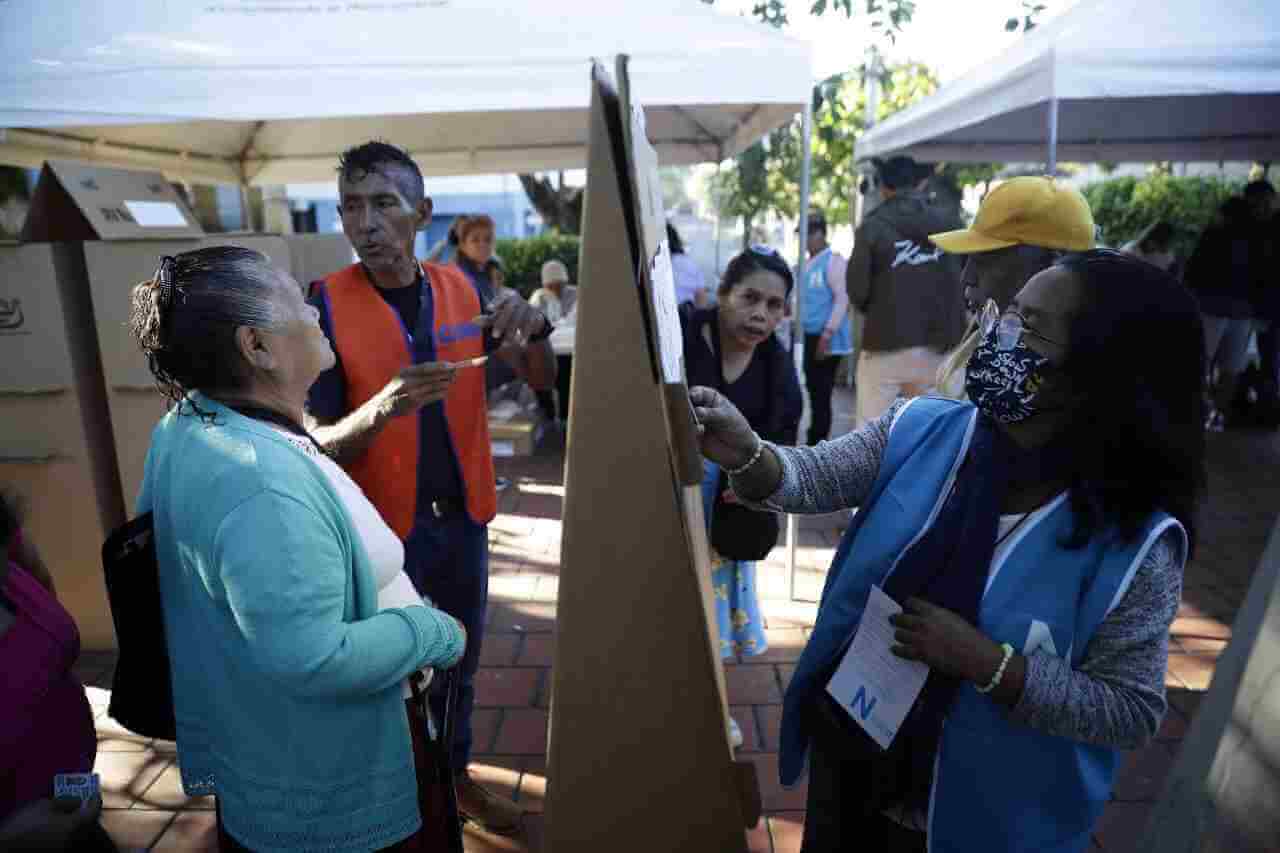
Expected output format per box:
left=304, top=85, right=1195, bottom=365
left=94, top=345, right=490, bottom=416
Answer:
left=825, top=585, right=930, bottom=749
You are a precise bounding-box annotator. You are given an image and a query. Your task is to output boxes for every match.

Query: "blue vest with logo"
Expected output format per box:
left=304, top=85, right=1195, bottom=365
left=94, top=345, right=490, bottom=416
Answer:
left=802, top=248, right=853, bottom=354
left=780, top=397, right=1184, bottom=852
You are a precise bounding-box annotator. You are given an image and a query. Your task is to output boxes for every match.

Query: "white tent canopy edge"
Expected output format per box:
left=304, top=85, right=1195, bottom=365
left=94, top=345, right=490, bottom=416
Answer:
left=0, top=0, right=813, bottom=184
left=855, top=0, right=1280, bottom=166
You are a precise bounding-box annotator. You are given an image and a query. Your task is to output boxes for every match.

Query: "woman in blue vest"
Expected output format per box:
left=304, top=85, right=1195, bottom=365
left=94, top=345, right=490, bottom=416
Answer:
left=691, top=249, right=1205, bottom=852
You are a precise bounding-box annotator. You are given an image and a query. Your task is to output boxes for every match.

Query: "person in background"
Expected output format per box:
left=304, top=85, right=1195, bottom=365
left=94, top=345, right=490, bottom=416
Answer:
left=669, top=223, right=710, bottom=308
left=0, top=490, right=117, bottom=852
left=847, top=155, right=966, bottom=426
left=486, top=255, right=512, bottom=300
left=129, top=247, right=467, bottom=852
left=799, top=210, right=852, bottom=445
left=682, top=245, right=802, bottom=748
left=1244, top=180, right=1280, bottom=423
left=308, top=142, right=553, bottom=835
left=529, top=260, right=578, bottom=425
left=1121, top=221, right=1177, bottom=272
left=693, top=249, right=1205, bottom=852
left=452, top=214, right=499, bottom=304
left=1185, top=197, right=1258, bottom=431
left=931, top=177, right=1095, bottom=399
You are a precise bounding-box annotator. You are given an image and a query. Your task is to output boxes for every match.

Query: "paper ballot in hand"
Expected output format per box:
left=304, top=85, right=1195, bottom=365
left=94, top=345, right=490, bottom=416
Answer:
left=825, top=585, right=930, bottom=749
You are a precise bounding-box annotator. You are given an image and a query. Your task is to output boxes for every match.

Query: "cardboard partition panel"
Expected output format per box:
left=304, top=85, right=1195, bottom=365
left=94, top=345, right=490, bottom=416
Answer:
left=543, top=61, right=752, bottom=852
left=0, top=243, right=124, bottom=649
left=83, top=236, right=293, bottom=510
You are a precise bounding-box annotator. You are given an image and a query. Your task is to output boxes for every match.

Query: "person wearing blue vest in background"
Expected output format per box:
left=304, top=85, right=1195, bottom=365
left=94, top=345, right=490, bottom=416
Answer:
left=691, top=248, right=1206, bottom=852
left=799, top=211, right=853, bottom=445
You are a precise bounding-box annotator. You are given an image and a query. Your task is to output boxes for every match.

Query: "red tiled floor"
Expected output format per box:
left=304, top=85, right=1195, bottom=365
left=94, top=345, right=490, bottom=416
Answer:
left=746, top=753, right=807, bottom=811
left=95, top=748, right=171, bottom=808
left=134, top=758, right=215, bottom=810
left=730, top=705, right=761, bottom=752
left=474, top=667, right=540, bottom=707
left=471, top=708, right=503, bottom=754
left=493, top=709, right=549, bottom=755
left=100, top=809, right=176, bottom=849
left=725, top=664, right=783, bottom=705
left=518, top=633, right=556, bottom=666
left=1174, top=635, right=1231, bottom=656
left=480, top=633, right=522, bottom=667
left=757, top=704, right=784, bottom=752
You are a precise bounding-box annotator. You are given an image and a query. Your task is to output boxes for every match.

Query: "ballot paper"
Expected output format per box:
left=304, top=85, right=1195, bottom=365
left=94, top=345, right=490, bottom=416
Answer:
left=649, top=239, right=683, bottom=383
left=825, top=585, right=930, bottom=749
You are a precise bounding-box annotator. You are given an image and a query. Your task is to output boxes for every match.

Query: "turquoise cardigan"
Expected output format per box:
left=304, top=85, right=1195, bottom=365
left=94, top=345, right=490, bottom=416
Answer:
left=137, top=395, right=463, bottom=853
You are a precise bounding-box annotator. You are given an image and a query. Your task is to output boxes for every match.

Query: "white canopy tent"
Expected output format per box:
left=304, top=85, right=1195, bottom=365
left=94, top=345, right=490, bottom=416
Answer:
left=856, top=0, right=1280, bottom=168
left=0, top=0, right=811, bottom=184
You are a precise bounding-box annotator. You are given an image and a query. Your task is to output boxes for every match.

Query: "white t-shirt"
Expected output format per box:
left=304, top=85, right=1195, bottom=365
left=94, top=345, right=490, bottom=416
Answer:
left=270, top=427, right=431, bottom=695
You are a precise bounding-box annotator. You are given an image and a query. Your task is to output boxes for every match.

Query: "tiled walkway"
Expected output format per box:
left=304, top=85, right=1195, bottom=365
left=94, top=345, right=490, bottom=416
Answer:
left=84, top=387, right=1279, bottom=851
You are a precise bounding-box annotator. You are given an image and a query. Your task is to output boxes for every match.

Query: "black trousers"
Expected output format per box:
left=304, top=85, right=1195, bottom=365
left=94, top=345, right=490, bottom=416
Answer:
left=803, top=333, right=842, bottom=445
left=800, top=698, right=928, bottom=853
left=536, top=355, right=574, bottom=422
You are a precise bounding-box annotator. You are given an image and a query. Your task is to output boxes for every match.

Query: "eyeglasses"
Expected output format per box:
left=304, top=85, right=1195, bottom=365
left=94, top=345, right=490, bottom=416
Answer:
left=979, top=299, right=1065, bottom=351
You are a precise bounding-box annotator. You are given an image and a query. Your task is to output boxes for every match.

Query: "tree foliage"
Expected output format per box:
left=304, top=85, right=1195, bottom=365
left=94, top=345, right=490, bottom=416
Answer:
left=494, top=232, right=582, bottom=299
left=1081, top=174, right=1243, bottom=258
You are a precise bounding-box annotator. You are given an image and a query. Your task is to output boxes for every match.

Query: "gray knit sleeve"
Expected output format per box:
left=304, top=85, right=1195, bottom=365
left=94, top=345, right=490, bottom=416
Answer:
left=733, top=398, right=907, bottom=515
left=1009, top=526, right=1186, bottom=748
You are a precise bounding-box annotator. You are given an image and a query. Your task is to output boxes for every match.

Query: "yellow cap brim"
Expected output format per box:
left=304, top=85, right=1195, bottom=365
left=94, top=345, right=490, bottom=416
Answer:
left=929, top=228, right=1018, bottom=254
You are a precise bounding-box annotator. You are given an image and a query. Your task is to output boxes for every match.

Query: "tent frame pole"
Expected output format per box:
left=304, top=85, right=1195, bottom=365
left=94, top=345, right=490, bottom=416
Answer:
left=1046, top=97, right=1059, bottom=174
left=788, top=94, right=814, bottom=603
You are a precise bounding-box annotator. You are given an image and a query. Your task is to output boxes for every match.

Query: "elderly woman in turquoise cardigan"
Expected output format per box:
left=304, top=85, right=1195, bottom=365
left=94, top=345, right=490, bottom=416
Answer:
left=129, top=247, right=466, bottom=852
left=692, top=250, right=1206, bottom=853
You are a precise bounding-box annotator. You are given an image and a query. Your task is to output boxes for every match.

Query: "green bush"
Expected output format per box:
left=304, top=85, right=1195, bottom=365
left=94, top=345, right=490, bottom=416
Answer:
left=1081, top=174, right=1244, bottom=259
left=494, top=232, right=582, bottom=299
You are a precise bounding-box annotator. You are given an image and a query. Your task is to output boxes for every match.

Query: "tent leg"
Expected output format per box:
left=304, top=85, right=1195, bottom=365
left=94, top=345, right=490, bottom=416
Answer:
left=788, top=95, right=814, bottom=603
left=1046, top=98, right=1059, bottom=175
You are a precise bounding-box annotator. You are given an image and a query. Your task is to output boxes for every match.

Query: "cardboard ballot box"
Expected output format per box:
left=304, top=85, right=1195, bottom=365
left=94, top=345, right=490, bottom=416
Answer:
left=0, top=243, right=125, bottom=649
left=284, top=233, right=354, bottom=290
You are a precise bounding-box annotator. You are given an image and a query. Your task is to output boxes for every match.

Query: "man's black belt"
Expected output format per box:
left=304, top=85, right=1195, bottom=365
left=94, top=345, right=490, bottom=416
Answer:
left=430, top=497, right=466, bottom=518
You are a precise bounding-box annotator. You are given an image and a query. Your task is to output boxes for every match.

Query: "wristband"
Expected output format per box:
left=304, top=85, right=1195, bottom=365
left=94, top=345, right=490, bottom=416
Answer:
left=724, top=434, right=765, bottom=476
left=975, top=642, right=1014, bottom=694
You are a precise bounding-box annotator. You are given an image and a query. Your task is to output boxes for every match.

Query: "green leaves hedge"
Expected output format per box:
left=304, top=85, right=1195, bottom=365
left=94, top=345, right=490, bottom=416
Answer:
left=494, top=233, right=581, bottom=299
left=1081, top=174, right=1244, bottom=259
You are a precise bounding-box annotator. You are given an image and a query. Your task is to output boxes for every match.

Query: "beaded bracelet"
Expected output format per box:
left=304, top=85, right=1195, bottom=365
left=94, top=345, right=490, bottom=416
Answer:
left=975, top=642, right=1015, bottom=694
left=724, top=434, right=765, bottom=476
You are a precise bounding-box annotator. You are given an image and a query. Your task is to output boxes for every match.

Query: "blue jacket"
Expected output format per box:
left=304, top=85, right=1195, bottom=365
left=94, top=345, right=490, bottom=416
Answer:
left=781, top=397, right=1183, bottom=852
left=137, top=395, right=462, bottom=853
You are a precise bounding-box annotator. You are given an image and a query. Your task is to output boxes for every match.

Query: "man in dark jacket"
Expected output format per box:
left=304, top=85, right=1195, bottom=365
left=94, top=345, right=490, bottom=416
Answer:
left=846, top=156, right=966, bottom=425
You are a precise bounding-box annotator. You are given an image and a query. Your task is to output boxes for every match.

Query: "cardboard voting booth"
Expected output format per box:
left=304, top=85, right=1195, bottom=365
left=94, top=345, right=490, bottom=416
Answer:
left=543, top=60, right=758, bottom=852
left=0, top=241, right=127, bottom=649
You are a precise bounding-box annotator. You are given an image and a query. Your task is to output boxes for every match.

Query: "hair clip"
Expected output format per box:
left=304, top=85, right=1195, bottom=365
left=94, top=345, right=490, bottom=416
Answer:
left=155, top=255, right=178, bottom=310
left=748, top=244, right=781, bottom=259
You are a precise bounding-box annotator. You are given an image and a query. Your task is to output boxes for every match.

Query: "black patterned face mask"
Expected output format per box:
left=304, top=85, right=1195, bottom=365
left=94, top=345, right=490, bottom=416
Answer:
left=964, top=323, right=1055, bottom=424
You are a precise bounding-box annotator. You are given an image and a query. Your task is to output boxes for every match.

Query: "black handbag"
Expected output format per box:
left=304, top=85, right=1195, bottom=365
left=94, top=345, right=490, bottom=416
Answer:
left=408, top=668, right=466, bottom=852
left=100, top=512, right=177, bottom=740
left=710, top=470, right=781, bottom=560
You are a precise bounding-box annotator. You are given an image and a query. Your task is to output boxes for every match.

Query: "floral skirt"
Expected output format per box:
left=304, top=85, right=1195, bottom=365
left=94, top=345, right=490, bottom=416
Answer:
left=702, top=460, right=769, bottom=660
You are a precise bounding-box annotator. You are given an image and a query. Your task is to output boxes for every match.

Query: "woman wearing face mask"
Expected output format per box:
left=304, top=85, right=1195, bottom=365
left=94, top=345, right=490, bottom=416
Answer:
left=692, top=249, right=1205, bottom=852
left=682, top=246, right=802, bottom=748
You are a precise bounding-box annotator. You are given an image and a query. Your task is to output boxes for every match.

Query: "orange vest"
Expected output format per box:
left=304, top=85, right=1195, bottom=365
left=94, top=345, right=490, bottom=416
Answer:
left=319, top=262, right=497, bottom=536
